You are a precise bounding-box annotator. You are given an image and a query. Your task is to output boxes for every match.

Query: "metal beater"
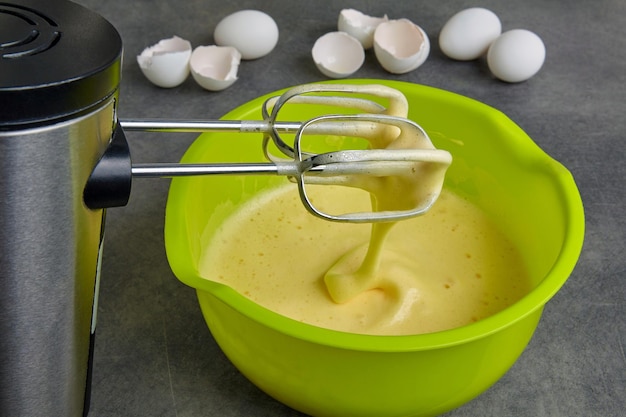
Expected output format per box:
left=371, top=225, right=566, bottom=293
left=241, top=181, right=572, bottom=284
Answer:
left=113, top=83, right=452, bottom=223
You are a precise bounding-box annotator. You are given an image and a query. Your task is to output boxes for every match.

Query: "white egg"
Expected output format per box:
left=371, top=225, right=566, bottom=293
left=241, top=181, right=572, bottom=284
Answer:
left=312, top=32, right=365, bottom=78
left=438, top=7, right=501, bottom=61
left=337, top=8, right=388, bottom=49
left=373, top=19, right=430, bottom=74
left=137, top=36, right=192, bottom=88
left=487, top=29, right=546, bottom=82
left=189, top=45, right=241, bottom=91
left=214, top=10, right=279, bottom=60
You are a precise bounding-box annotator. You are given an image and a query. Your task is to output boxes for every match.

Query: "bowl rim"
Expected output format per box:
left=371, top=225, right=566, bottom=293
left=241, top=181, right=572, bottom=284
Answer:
left=165, top=79, right=585, bottom=352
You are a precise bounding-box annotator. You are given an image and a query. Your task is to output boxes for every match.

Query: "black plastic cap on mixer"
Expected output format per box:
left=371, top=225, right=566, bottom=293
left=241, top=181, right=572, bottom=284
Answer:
left=0, top=0, right=123, bottom=129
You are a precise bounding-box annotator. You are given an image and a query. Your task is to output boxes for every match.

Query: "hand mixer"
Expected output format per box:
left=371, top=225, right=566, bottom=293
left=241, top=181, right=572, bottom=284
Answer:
left=1, top=2, right=451, bottom=417
left=87, top=83, right=452, bottom=223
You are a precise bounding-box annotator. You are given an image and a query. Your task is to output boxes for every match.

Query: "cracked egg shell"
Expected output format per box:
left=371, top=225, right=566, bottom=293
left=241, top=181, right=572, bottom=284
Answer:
left=312, top=31, right=365, bottom=78
left=337, top=8, right=388, bottom=49
left=190, top=45, right=241, bottom=91
left=137, top=36, right=192, bottom=88
left=373, top=19, right=430, bottom=74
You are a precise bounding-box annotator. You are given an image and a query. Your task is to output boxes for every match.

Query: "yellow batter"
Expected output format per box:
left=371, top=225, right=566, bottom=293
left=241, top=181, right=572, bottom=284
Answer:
left=199, top=184, right=531, bottom=335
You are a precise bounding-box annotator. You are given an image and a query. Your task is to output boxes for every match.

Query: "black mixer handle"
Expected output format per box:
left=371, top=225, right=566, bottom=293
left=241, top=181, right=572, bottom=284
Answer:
left=83, top=121, right=132, bottom=209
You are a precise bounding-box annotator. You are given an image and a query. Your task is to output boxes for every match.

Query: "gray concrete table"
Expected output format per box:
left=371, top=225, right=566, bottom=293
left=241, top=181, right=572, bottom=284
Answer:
left=75, top=0, right=625, bottom=416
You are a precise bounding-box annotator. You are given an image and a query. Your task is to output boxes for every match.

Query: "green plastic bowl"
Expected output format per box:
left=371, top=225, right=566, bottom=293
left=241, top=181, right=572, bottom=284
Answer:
left=164, top=80, right=584, bottom=417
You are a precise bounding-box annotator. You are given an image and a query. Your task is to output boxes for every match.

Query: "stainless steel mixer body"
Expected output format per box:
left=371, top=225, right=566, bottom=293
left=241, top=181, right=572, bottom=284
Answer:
left=0, top=100, right=115, bottom=417
left=1, top=1, right=122, bottom=416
